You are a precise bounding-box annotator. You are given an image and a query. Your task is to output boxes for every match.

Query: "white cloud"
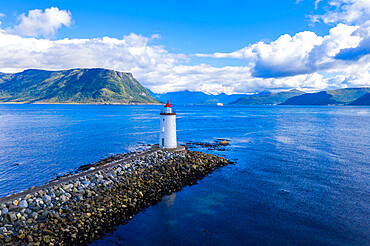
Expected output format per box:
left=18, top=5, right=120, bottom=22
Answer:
left=12, top=7, right=72, bottom=37
left=0, top=24, right=368, bottom=94
left=311, top=0, right=370, bottom=24
left=195, top=0, right=370, bottom=90
left=0, top=28, right=340, bottom=94
left=0, top=3, right=369, bottom=94
left=197, top=23, right=367, bottom=80
left=314, top=0, right=323, bottom=10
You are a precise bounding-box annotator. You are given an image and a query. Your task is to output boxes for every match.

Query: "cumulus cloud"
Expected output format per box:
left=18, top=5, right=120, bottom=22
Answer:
left=310, top=0, right=370, bottom=24
left=197, top=23, right=367, bottom=79
left=0, top=27, right=337, bottom=94
left=195, top=0, right=370, bottom=89
left=12, top=7, right=72, bottom=37
left=0, top=3, right=369, bottom=94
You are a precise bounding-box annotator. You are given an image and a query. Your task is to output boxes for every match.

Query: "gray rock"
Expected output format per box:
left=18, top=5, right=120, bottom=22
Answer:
left=27, top=235, right=33, bottom=243
left=24, top=208, right=32, bottom=214
left=5, top=213, right=17, bottom=223
left=13, top=220, right=23, bottom=228
left=86, top=191, right=92, bottom=198
left=19, top=200, right=28, bottom=208
left=42, top=195, right=51, bottom=203
left=81, top=180, right=91, bottom=187
left=55, top=192, right=64, bottom=197
left=63, top=184, right=73, bottom=191
left=48, top=190, right=56, bottom=198
left=76, top=194, right=84, bottom=201
left=60, top=194, right=69, bottom=203
left=1, top=207, right=9, bottom=215
left=41, top=210, right=50, bottom=218
left=29, top=212, right=38, bottom=219
left=8, top=204, right=21, bottom=212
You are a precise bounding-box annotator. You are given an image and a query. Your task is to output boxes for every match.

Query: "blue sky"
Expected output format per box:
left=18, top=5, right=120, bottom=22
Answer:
left=0, top=0, right=330, bottom=54
left=0, top=0, right=369, bottom=94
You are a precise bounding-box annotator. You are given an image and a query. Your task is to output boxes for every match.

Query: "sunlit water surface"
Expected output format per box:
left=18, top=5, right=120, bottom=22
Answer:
left=0, top=104, right=368, bottom=245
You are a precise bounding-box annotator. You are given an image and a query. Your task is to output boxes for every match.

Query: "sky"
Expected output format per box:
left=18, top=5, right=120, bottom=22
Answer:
left=0, top=0, right=369, bottom=94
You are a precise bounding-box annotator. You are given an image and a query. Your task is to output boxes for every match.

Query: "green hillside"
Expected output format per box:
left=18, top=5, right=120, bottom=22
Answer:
left=327, top=88, right=370, bottom=103
left=282, top=88, right=370, bottom=105
left=230, top=89, right=304, bottom=105
left=349, top=93, right=370, bottom=105
left=0, top=68, right=159, bottom=104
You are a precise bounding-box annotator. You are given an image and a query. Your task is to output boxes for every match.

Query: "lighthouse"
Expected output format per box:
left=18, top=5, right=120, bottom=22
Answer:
left=159, top=100, right=177, bottom=149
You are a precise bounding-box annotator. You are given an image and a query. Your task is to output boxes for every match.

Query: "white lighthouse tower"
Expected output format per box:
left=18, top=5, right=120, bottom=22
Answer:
left=159, top=100, right=177, bottom=149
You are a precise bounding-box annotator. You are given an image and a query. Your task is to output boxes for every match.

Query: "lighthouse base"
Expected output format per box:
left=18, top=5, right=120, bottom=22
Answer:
left=152, top=144, right=186, bottom=152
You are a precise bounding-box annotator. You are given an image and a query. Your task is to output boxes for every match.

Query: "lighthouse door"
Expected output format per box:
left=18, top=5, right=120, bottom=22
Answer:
left=161, top=138, right=164, bottom=147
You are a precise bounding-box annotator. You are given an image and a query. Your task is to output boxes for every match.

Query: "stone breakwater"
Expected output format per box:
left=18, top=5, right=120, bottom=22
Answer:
left=0, top=149, right=230, bottom=245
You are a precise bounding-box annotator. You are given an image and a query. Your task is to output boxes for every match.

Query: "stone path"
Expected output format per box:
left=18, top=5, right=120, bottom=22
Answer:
left=0, top=145, right=186, bottom=204
left=0, top=149, right=157, bottom=204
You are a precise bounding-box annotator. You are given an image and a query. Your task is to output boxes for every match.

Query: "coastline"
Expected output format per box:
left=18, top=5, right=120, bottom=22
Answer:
left=0, top=147, right=230, bottom=245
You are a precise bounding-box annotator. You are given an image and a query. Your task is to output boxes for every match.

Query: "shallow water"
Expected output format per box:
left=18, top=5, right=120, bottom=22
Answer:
left=0, top=104, right=368, bottom=245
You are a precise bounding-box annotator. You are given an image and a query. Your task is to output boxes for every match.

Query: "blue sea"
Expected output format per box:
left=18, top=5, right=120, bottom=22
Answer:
left=0, top=104, right=369, bottom=245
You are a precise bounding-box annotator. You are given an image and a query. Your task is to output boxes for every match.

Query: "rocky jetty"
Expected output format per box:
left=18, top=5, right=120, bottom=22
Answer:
left=0, top=149, right=230, bottom=245
left=186, top=139, right=230, bottom=151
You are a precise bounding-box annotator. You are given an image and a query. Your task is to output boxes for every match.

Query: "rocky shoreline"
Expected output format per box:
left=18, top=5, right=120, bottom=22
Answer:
left=0, top=148, right=230, bottom=245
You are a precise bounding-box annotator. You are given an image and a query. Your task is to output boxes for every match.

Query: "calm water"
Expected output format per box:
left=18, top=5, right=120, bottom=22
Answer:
left=0, top=104, right=369, bottom=245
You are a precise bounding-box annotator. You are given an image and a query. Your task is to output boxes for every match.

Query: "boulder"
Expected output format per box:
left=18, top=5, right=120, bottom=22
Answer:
left=8, top=204, right=21, bottom=212
left=60, top=194, right=69, bottom=203
left=1, top=208, right=8, bottom=215
left=19, top=200, right=28, bottom=208
left=5, top=212, right=17, bottom=223
left=219, top=140, right=229, bottom=146
left=29, top=212, right=38, bottom=219
left=42, top=195, right=51, bottom=203
left=62, top=184, right=73, bottom=191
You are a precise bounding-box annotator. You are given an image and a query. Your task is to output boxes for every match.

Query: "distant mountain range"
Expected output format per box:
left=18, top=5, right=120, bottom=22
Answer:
left=147, top=89, right=247, bottom=105
left=0, top=68, right=369, bottom=106
left=349, top=93, right=370, bottom=105
left=0, top=68, right=159, bottom=104
left=230, top=89, right=305, bottom=105
left=156, top=87, right=370, bottom=106
left=281, top=88, right=370, bottom=105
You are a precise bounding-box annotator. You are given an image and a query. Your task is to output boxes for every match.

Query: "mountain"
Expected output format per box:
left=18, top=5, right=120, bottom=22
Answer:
left=281, top=88, right=370, bottom=105
left=0, top=68, right=159, bottom=104
left=349, top=93, right=370, bottom=105
left=148, top=90, right=246, bottom=105
left=230, top=89, right=304, bottom=105
left=256, top=90, right=272, bottom=96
